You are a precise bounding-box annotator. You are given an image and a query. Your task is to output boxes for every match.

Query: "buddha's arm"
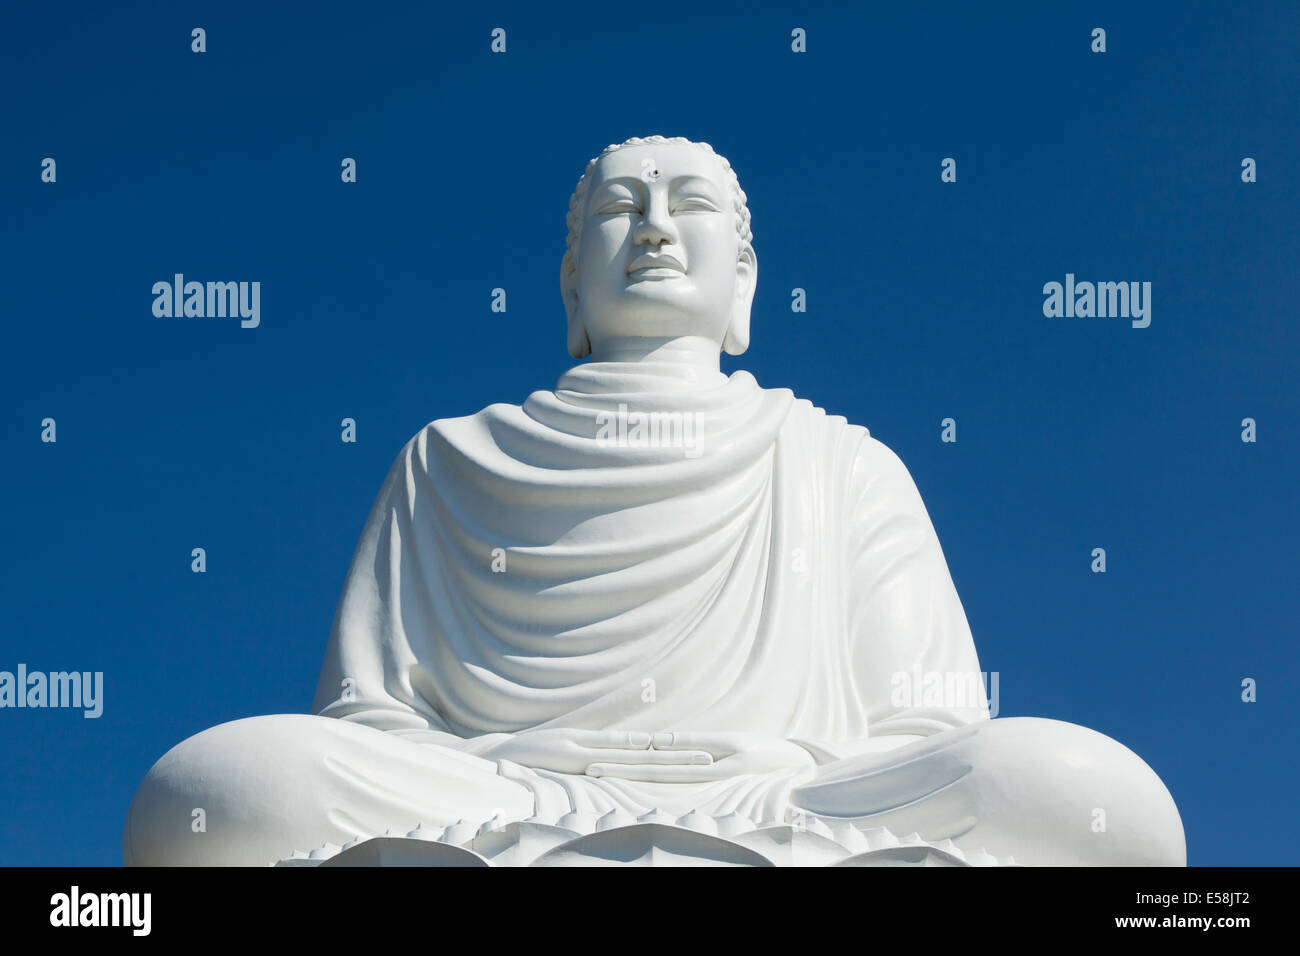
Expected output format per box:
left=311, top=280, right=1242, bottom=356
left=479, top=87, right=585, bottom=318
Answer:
left=844, top=436, right=990, bottom=741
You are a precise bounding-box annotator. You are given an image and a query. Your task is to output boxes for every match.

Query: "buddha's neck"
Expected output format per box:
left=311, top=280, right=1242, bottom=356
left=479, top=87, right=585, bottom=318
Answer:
left=588, top=336, right=722, bottom=374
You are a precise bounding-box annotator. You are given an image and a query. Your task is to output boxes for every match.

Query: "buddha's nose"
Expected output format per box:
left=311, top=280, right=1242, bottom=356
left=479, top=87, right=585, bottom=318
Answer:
left=634, top=207, right=676, bottom=246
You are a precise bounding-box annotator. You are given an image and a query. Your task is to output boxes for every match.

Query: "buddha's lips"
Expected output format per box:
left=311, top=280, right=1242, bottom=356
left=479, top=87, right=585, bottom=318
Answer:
left=627, top=253, right=685, bottom=276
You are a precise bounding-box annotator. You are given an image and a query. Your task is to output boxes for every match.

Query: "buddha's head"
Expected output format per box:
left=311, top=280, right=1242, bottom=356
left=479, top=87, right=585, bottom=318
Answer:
left=561, top=135, right=756, bottom=360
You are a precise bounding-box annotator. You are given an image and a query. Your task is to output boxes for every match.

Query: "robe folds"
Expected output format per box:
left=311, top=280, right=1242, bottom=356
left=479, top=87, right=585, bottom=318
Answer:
left=307, top=361, right=989, bottom=820
left=125, top=361, right=1187, bottom=865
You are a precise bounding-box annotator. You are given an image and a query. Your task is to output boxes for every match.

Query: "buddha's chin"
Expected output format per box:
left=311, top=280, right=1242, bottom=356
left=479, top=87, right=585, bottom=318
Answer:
left=601, top=294, right=729, bottom=333
left=591, top=320, right=726, bottom=348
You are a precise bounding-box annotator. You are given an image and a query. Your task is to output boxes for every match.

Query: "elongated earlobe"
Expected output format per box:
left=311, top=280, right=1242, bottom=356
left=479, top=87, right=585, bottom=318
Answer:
left=721, top=325, right=748, bottom=355
left=724, top=245, right=756, bottom=355
left=568, top=311, right=592, bottom=358
left=561, top=252, right=591, bottom=358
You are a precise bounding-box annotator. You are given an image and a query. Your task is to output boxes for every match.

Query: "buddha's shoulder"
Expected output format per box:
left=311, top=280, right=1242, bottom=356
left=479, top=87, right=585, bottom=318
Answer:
left=386, top=400, right=530, bottom=465
left=768, top=385, right=874, bottom=443
left=773, top=386, right=919, bottom=485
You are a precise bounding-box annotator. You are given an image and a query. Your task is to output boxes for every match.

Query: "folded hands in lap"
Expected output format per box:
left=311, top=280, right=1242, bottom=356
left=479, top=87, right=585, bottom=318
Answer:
left=480, top=729, right=816, bottom=782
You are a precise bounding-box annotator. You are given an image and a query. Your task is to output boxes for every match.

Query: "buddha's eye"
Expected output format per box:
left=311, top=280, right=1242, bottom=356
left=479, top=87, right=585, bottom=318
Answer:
left=674, top=199, right=720, bottom=212
left=597, top=201, right=639, bottom=215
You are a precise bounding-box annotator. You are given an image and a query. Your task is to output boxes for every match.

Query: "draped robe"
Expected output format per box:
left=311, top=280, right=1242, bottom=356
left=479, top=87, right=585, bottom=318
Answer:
left=124, top=361, right=1186, bottom=866
left=308, top=361, right=989, bottom=821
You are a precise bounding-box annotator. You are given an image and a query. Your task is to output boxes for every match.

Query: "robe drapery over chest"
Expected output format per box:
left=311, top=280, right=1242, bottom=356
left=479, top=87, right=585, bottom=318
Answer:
left=125, top=368, right=1182, bottom=866
left=312, top=363, right=988, bottom=746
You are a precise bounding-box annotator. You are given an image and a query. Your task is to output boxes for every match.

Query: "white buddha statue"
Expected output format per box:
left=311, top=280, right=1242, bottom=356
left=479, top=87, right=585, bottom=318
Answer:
left=123, top=135, right=1185, bottom=867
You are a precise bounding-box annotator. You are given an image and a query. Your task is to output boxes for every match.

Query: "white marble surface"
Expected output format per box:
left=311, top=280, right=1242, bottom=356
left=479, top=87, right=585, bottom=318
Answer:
left=123, top=136, right=1185, bottom=867
left=277, top=816, right=1017, bottom=868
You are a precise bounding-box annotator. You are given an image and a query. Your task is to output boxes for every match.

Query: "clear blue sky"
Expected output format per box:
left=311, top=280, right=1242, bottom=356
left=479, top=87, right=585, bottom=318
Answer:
left=1, top=0, right=1295, bottom=865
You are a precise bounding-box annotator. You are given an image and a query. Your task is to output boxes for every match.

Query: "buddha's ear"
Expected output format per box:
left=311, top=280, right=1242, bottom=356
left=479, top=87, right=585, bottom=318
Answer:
left=561, top=251, right=591, bottom=359
left=722, top=242, right=756, bottom=355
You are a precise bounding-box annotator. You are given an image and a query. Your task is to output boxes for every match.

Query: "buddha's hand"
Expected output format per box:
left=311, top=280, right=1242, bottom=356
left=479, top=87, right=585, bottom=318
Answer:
left=586, top=732, right=816, bottom=783
left=478, top=728, right=714, bottom=777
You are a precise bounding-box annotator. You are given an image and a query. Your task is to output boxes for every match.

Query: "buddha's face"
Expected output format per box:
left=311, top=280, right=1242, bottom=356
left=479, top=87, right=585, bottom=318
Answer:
left=565, top=143, right=755, bottom=356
